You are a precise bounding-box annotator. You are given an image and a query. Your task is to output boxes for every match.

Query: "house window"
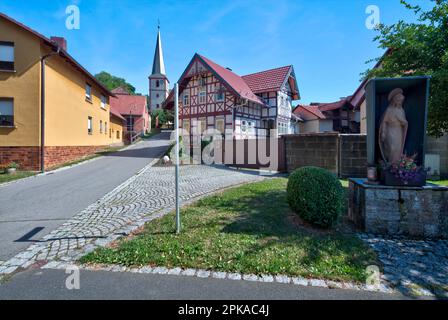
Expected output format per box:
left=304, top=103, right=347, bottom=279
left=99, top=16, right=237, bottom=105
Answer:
left=156, top=80, right=160, bottom=88
left=199, top=76, right=207, bottom=87
left=117, top=130, right=120, bottom=139
left=100, top=120, right=103, bottom=133
left=199, top=91, right=206, bottom=104
left=216, top=90, right=225, bottom=102
left=101, top=95, right=106, bottom=109
left=86, top=84, right=92, bottom=101
left=241, top=120, right=247, bottom=133
left=105, top=122, right=108, bottom=135
left=0, top=98, right=14, bottom=127
left=183, top=94, right=190, bottom=106
left=0, top=42, right=14, bottom=71
left=88, top=117, right=93, bottom=135
left=156, top=94, right=160, bottom=98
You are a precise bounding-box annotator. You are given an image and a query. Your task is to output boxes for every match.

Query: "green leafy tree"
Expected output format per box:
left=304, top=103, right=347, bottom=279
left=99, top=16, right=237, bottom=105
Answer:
left=151, top=109, right=174, bottom=128
left=95, top=71, right=136, bottom=94
left=365, top=0, right=448, bottom=137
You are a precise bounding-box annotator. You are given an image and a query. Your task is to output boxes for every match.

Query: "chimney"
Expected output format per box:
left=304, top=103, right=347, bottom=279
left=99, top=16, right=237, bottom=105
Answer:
left=50, top=37, right=67, bottom=51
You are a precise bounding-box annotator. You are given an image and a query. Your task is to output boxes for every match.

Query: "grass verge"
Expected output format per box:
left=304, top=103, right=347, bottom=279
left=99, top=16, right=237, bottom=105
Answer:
left=81, top=178, right=378, bottom=283
left=0, top=171, right=36, bottom=185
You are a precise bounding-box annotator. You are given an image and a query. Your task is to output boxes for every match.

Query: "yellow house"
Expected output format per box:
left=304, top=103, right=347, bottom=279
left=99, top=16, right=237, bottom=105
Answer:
left=0, top=13, right=124, bottom=171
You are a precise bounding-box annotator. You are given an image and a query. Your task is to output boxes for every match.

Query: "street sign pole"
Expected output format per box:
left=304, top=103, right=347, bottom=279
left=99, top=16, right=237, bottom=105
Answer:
left=174, top=83, right=181, bottom=234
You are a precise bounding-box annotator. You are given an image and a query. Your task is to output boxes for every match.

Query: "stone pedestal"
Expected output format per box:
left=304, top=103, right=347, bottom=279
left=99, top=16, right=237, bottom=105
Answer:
left=348, top=178, right=448, bottom=239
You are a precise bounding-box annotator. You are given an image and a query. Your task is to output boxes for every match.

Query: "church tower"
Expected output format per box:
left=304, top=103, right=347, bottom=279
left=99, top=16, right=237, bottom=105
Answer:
left=149, top=25, right=169, bottom=111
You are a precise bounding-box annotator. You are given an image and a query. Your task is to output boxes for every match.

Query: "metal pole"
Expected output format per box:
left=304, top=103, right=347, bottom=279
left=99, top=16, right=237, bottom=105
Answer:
left=175, top=83, right=181, bottom=234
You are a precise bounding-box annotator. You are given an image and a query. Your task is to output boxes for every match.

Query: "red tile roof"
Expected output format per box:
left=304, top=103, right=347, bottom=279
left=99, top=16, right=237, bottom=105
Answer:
left=0, top=12, right=114, bottom=98
left=294, top=105, right=327, bottom=120
left=110, top=92, right=147, bottom=116
left=197, top=54, right=264, bottom=105
left=242, top=66, right=291, bottom=94
left=110, top=106, right=126, bottom=121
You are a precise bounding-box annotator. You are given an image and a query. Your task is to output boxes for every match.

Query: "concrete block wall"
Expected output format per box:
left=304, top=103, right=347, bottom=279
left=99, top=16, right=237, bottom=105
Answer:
left=284, top=133, right=367, bottom=178
left=427, top=134, right=448, bottom=178
left=284, top=133, right=339, bottom=175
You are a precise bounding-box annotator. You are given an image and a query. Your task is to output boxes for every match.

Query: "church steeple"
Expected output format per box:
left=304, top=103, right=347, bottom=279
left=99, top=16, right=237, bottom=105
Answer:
left=149, top=23, right=169, bottom=111
left=151, top=24, right=166, bottom=76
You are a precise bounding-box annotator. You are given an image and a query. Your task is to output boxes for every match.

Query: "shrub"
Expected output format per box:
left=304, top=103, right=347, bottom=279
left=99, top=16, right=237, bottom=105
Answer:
left=8, top=162, right=19, bottom=169
left=287, top=167, right=344, bottom=228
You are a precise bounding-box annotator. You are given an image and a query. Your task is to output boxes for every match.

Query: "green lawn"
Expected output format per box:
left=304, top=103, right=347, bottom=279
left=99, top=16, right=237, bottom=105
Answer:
left=0, top=171, right=36, bottom=185
left=340, top=179, right=447, bottom=187
left=430, top=180, right=448, bottom=186
left=81, top=178, right=378, bottom=283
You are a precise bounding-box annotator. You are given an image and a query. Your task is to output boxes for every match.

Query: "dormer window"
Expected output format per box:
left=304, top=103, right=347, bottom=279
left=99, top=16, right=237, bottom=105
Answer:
left=0, top=41, right=14, bottom=71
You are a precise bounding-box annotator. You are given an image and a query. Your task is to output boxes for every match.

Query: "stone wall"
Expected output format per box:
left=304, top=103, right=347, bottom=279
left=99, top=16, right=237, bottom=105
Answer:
left=284, top=133, right=339, bottom=175
left=349, top=179, right=448, bottom=238
left=427, top=134, right=448, bottom=178
left=339, top=135, right=367, bottom=178
left=284, top=133, right=367, bottom=178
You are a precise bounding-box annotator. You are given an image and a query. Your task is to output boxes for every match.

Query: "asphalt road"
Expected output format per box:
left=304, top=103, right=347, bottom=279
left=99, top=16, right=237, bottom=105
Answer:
left=0, top=132, right=172, bottom=262
left=0, top=269, right=406, bottom=300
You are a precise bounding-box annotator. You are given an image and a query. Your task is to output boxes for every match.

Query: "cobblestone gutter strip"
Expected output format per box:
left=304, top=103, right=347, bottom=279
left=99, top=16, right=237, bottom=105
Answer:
left=358, top=234, right=448, bottom=298
left=37, top=261, right=394, bottom=294
left=0, top=163, right=264, bottom=278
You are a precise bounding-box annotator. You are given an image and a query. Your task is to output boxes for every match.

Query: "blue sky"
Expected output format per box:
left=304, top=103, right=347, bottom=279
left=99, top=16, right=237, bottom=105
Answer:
left=0, top=0, right=430, bottom=104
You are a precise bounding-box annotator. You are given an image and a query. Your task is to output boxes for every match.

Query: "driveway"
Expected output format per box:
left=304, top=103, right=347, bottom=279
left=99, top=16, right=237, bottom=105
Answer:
left=0, top=132, right=173, bottom=262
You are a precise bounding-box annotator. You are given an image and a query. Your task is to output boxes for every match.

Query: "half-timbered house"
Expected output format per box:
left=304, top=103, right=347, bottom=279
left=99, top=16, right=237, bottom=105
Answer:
left=164, top=53, right=300, bottom=139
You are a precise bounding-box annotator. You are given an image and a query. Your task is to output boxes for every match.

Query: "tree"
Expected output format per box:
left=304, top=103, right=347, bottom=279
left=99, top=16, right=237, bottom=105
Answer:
left=151, top=109, right=174, bottom=128
left=365, top=0, right=448, bottom=137
left=95, top=71, right=136, bottom=94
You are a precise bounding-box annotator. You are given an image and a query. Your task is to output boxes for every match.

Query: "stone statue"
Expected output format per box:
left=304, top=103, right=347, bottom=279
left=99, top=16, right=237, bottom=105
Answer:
left=379, top=88, right=408, bottom=164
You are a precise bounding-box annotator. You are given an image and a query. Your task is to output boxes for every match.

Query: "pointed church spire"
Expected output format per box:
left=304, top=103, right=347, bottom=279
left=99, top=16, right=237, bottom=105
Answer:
left=151, top=23, right=166, bottom=76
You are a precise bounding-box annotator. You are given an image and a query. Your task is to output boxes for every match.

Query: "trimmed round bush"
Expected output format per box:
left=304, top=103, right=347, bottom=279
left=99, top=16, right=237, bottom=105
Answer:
left=287, top=167, right=344, bottom=228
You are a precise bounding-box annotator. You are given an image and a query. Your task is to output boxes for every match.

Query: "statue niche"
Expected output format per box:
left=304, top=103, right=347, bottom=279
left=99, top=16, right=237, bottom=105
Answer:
left=378, top=88, right=408, bottom=164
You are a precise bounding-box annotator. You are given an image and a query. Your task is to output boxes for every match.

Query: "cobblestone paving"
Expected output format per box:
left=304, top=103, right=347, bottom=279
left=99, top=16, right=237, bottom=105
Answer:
left=0, top=164, right=264, bottom=276
left=360, top=234, right=448, bottom=298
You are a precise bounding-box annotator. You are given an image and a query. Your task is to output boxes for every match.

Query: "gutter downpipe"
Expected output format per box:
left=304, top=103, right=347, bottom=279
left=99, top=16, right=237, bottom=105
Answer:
left=40, top=47, right=60, bottom=173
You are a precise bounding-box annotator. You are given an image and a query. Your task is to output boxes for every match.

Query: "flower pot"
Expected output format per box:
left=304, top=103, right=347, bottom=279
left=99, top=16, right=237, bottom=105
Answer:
left=6, top=168, right=17, bottom=175
left=380, top=170, right=427, bottom=187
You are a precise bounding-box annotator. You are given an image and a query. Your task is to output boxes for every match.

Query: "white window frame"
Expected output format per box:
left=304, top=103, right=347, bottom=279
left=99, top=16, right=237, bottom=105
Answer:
left=199, top=91, right=206, bottom=104
left=183, top=94, right=190, bottom=106
left=88, top=117, right=93, bottom=135
left=0, top=98, right=14, bottom=127
left=86, top=84, right=92, bottom=101
left=0, top=41, right=15, bottom=71
left=100, top=95, right=107, bottom=109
